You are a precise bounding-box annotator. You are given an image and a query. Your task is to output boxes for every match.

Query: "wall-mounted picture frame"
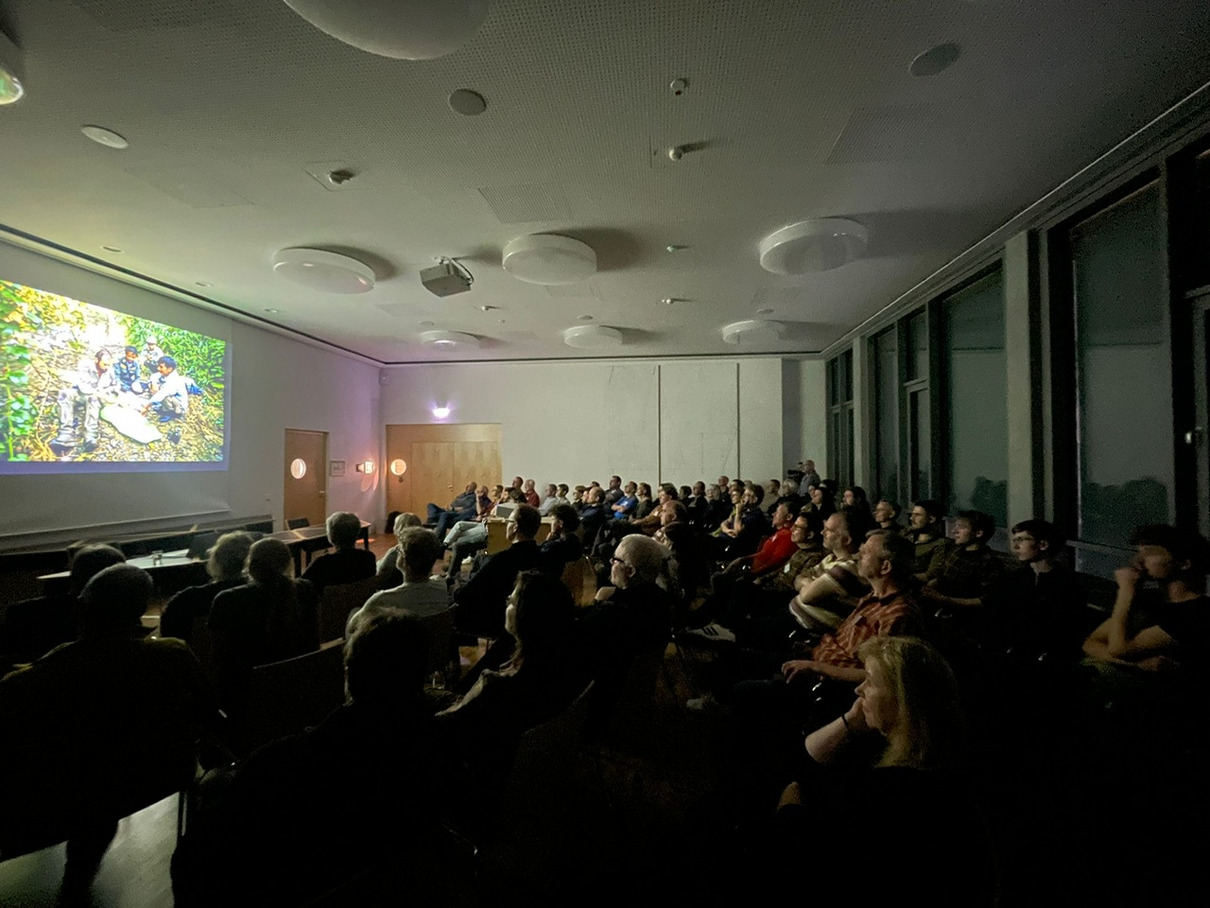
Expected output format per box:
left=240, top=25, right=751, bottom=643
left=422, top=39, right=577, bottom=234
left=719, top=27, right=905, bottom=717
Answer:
left=330, top=460, right=346, bottom=477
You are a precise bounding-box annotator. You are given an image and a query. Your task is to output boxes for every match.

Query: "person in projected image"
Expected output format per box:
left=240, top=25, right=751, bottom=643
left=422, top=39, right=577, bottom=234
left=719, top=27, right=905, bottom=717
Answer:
left=53, top=349, right=119, bottom=454
left=141, top=355, right=188, bottom=443
left=141, top=334, right=165, bottom=372
left=113, top=345, right=145, bottom=394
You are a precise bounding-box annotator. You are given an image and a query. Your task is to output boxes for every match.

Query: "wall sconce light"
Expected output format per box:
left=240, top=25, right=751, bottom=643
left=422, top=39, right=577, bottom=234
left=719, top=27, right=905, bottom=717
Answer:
left=356, top=460, right=375, bottom=474
left=390, top=458, right=407, bottom=481
left=431, top=406, right=451, bottom=419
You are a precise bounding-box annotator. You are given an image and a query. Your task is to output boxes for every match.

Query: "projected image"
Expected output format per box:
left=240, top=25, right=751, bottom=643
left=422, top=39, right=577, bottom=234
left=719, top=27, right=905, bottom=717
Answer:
left=0, top=279, right=226, bottom=464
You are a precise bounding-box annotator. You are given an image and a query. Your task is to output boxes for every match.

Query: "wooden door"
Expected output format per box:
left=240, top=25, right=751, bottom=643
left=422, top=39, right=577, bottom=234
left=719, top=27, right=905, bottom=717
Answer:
left=284, top=428, right=327, bottom=530
left=385, top=424, right=502, bottom=520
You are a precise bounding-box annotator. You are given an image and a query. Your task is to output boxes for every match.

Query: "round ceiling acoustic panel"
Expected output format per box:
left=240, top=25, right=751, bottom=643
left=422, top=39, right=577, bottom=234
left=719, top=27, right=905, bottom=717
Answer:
left=420, top=330, right=480, bottom=349
left=758, top=218, right=869, bottom=274
left=502, top=234, right=597, bottom=285
left=721, top=319, right=785, bottom=346
left=272, top=248, right=375, bottom=293
left=282, top=0, right=490, bottom=60
left=563, top=325, right=623, bottom=349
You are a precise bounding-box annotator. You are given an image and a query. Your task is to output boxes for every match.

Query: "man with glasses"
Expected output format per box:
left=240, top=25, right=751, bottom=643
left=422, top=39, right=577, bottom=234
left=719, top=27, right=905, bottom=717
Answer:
left=453, top=505, right=542, bottom=638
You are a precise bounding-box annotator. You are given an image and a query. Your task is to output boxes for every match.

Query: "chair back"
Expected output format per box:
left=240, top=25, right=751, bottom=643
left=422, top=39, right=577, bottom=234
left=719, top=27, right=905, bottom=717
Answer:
left=286, top=516, right=311, bottom=530
left=561, top=556, right=597, bottom=606
left=317, top=578, right=377, bottom=643
left=243, top=639, right=345, bottom=752
left=415, top=607, right=456, bottom=675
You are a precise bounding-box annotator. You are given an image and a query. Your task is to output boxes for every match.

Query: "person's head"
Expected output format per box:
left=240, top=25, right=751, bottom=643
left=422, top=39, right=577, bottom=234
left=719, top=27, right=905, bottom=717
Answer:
left=952, top=510, right=995, bottom=547
left=1128, top=525, right=1210, bottom=584
left=717, top=475, right=729, bottom=489
left=821, top=511, right=856, bottom=556
left=94, top=349, right=111, bottom=371
left=207, top=531, right=255, bottom=581
left=344, top=612, right=428, bottom=709
left=780, top=477, right=798, bottom=497
left=856, top=636, right=961, bottom=769
left=549, top=502, right=580, bottom=536
left=692, top=481, right=706, bottom=497
left=68, top=543, right=126, bottom=596
left=492, top=483, right=505, bottom=498
left=78, top=564, right=154, bottom=635
left=507, top=504, right=541, bottom=542
left=325, top=511, right=361, bottom=549
left=1010, top=519, right=1065, bottom=563
left=124, top=345, right=138, bottom=360
left=156, top=355, right=177, bottom=374
left=557, top=483, right=569, bottom=498
left=392, top=512, right=422, bottom=543
left=477, top=484, right=490, bottom=498
left=523, top=478, right=536, bottom=493
left=730, top=485, right=744, bottom=505
left=145, top=334, right=158, bottom=347
left=844, top=486, right=869, bottom=509
left=637, top=482, right=652, bottom=500
left=791, top=509, right=824, bottom=548
left=909, top=499, right=945, bottom=532
left=608, top=475, right=621, bottom=490
left=804, top=459, right=815, bottom=473
left=873, top=499, right=900, bottom=525
left=772, top=502, right=793, bottom=529
left=511, top=476, right=524, bottom=489
left=611, top=534, right=667, bottom=589
left=543, top=483, right=557, bottom=499
left=768, top=478, right=781, bottom=496
left=506, top=570, right=575, bottom=667
left=246, top=538, right=293, bottom=584
left=810, top=485, right=825, bottom=506
left=679, top=484, right=692, bottom=501
left=857, top=529, right=915, bottom=585
left=586, top=486, right=604, bottom=505
left=624, top=481, right=637, bottom=496
left=659, top=482, right=678, bottom=502
left=662, top=500, right=687, bottom=527
left=507, top=487, right=525, bottom=502
left=705, top=484, right=721, bottom=502
left=398, top=527, right=442, bottom=582
left=464, top=480, right=477, bottom=494
left=743, top=483, right=765, bottom=507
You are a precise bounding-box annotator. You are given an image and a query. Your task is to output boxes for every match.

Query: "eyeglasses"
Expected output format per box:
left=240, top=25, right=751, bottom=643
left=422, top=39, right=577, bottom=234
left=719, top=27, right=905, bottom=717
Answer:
left=610, top=556, right=631, bottom=567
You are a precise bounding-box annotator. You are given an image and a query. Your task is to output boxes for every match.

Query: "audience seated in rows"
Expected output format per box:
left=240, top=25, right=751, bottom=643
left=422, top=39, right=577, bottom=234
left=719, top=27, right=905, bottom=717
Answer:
left=348, top=527, right=450, bottom=636
left=427, top=480, right=479, bottom=537
left=160, top=531, right=255, bottom=644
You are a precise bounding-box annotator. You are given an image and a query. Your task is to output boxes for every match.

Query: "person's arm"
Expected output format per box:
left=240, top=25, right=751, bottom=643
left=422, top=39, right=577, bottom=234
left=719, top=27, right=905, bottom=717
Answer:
left=781, top=658, right=866, bottom=685
left=804, top=699, right=868, bottom=764
left=792, top=572, right=843, bottom=607
left=1104, top=566, right=1177, bottom=659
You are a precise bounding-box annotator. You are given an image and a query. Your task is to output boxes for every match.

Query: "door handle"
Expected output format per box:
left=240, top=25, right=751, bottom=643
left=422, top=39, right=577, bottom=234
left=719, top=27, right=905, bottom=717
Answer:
left=1185, top=427, right=1204, bottom=445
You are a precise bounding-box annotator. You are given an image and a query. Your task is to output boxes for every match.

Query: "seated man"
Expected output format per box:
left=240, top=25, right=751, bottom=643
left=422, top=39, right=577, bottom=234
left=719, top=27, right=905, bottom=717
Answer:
left=714, top=483, right=771, bottom=559
left=1, top=565, right=217, bottom=897
left=920, top=509, right=1006, bottom=611
left=537, top=503, right=584, bottom=576
left=696, top=503, right=798, bottom=623
left=609, top=481, right=639, bottom=521
left=350, top=528, right=450, bottom=631
left=537, top=482, right=561, bottom=515
left=113, top=345, right=145, bottom=393
left=301, top=511, right=375, bottom=593
left=522, top=478, right=541, bottom=507
left=173, top=613, right=439, bottom=906
left=427, top=480, right=478, bottom=537
left=982, top=518, right=1089, bottom=662
left=453, top=504, right=542, bottom=637
left=603, top=474, right=624, bottom=505
left=53, top=349, right=119, bottom=454
left=1082, top=524, right=1210, bottom=678
left=375, top=511, right=423, bottom=589
left=577, top=485, right=610, bottom=552
left=442, top=487, right=508, bottom=582
left=160, top=530, right=256, bottom=643
left=141, top=354, right=189, bottom=441
left=873, top=498, right=903, bottom=532
left=787, top=509, right=868, bottom=632
left=906, top=499, right=951, bottom=578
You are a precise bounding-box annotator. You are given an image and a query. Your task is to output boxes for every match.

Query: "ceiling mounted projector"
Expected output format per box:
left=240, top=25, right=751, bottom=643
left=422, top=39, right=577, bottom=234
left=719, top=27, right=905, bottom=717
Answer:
left=721, top=319, right=785, bottom=346
left=272, top=247, right=375, bottom=293
left=563, top=325, right=623, bottom=349
left=421, top=259, right=473, bottom=297
left=282, top=0, right=490, bottom=60
left=759, top=218, right=868, bottom=274
left=502, top=234, right=597, bottom=285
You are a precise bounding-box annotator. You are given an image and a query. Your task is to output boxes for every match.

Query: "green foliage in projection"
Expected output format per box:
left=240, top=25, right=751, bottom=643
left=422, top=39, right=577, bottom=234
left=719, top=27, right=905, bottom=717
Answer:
left=116, top=314, right=226, bottom=389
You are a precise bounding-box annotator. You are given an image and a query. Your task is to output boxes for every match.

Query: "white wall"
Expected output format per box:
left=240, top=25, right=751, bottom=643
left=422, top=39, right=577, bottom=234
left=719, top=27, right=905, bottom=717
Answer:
left=788, top=359, right=828, bottom=478
left=379, top=357, right=802, bottom=490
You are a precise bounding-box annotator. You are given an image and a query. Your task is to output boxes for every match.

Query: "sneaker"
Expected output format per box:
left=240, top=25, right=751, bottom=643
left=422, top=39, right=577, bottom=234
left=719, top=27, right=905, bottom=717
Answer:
left=683, top=622, right=737, bottom=645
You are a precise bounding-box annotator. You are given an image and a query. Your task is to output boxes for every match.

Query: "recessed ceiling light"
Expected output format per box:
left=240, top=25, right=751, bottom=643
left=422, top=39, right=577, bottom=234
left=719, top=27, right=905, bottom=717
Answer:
left=195, top=281, right=213, bottom=288
left=910, top=42, right=961, bottom=77
left=662, top=298, right=675, bottom=306
left=563, top=325, right=624, bottom=349
left=100, top=245, right=124, bottom=254
left=263, top=308, right=280, bottom=314
left=577, top=314, right=594, bottom=321
left=282, top=0, right=490, bottom=60
left=271, top=247, right=376, bottom=293
left=421, top=330, right=480, bottom=349
left=418, top=320, right=434, bottom=327
left=666, top=245, right=687, bottom=253
left=81, top=125, right=129, bottom=149
left=502, top=234, right=597, bottom=285
left=448, top=88, right=487, bottom=116
left=756, top=307, right=774, bottom=315
left=759, top=218, right=868, bottom=274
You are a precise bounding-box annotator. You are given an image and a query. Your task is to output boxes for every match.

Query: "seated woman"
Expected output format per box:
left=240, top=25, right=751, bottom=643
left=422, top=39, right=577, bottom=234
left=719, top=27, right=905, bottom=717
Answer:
left=160, top=531, right=255, bottom=643
left=436, top=570, right=583, bottom=822
left=209, top=539, right=320, bottom=723
left=774, top=636, right=993, bottom=905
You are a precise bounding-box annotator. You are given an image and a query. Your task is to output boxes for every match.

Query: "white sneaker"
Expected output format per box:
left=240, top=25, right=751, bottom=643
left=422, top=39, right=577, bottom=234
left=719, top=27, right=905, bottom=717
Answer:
left=684, top=622, right=736, bottom=644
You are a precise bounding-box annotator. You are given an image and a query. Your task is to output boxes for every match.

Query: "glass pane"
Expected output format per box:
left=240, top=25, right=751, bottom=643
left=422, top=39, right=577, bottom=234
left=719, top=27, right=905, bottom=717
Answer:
left=845, top=406, right=855, bottom=488
left=906, top=310, right=928, bottom=381
left=873, top=328, right=899, bottom=504
left=1193, top=149, right=1210, bottom=290
left=827, top=358, right=839, bottom=406
left=1071, top=182, right=1172, bottom=546
left=910, top=389, right=930, bottom=500
left=841, top=350, right=854, bottom=403
left=942, top=271, right=1008, bottom=526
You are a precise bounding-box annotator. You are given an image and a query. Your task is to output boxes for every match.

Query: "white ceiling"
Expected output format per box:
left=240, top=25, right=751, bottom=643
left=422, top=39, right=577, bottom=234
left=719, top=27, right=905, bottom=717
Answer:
left=1, top=0, right=1208, bottom=364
